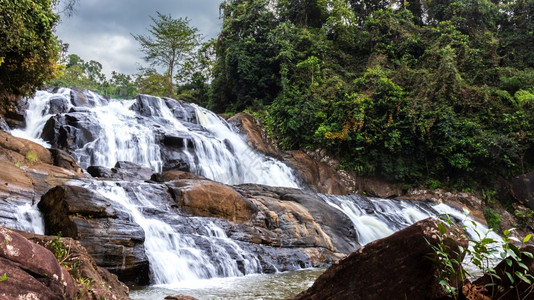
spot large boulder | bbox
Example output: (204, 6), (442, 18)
(38, 184), (149, 285)
(232, 184), (358, 255)
(0, 130), (81, 204)
(0, 227), (77, 299)
(167, 179), (256, 223)
(18, 230), (130, 300)
(510, 172), (534, 210)
(291, 218), (468, 300)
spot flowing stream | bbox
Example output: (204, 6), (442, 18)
(6, 89), (501, 299)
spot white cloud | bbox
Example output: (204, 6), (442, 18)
(55, 0), (222, 77)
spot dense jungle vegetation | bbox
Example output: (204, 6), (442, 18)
(1, 0), (534, 191)
(211, 0), (534, 190)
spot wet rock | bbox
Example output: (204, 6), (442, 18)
(228, 113), (356, 195)
(164, 98), (197, 124)
(286, 150), (349, 195)
(227, 113), (280, 157)
(291, 218), (468, 300)
(168, 179), (256, 223)
(159, 132), (196, 172)
(0, 131), (80, 205)
(0, 94), (27, 128)
(38, 184), (149, 285)
(70, 88), (108, 107)
(47, 95), (71, 114)
(112, 161), (154, 181)
(510, 171), (534, 210)
(0, 115), (9, 131)
(151, 170), (206, 182)
(473, 245), (534, 300)
(0, 227), (77, 299)
(233, 184), (358, 255)
(87, 166), (113, 178)
(18, 230), (130, 300)
(40, 112), (102, 150)
(49, 148), (83, 173)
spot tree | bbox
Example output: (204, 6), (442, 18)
(0, 0), (62, 99)
(132, 12), (200, 98)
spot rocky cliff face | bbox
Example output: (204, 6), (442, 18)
(37, 164), (358, 284)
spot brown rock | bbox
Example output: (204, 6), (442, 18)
(227, 113), (280, 156)
(286, 150), (348, 195)
(159, 170), (206, 181)
(357, 176), (403, 198)
(0, 227), (77, 299)
(18, 230), (130, 300)
(290, 218), (467, 300)
(474, 245), (534, 300)
(0, 130), (52, 164)
(0, 130), (82, 203)
(168, 179), (255, 223)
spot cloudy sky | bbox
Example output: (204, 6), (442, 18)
(55, 0), (222, 78)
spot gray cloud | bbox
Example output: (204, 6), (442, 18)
(55, 0), (222, 77)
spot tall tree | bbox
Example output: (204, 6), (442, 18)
(132, 12), (200, 98)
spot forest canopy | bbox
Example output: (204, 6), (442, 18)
(211, 0), (534, 189)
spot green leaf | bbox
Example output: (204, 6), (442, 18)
(437, 223), (447, 235)
(506, 259), (513, 267)
(523, 234), (532, 244)
(506, 271), (515, 284)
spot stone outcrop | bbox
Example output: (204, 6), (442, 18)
(38, 184), (149, 285)
(17, 230), (130, 300)
(356, 176), (403, 198)
(232, 184), (358, 255)
(228, 113), (357, 195)
(228, 113), (280, 157)
(0, 227), (77, 299)
(168, 179), (255, 223)
(0, 130), (82, 230)
(291, 218), (468, 300)
(38, 175), (359, 282)
(510, 171), (534, 210)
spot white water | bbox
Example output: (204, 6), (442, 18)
(13, 202), (45, 234)
(75, 180), (261, 285)
(6, 88), (506, 295)
(12, 89), (299, 187)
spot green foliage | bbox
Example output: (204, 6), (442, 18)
(51, 232), (69, 264)
(25, 151), (39, 165)
(0, 273), (7, 282)
(210, 0), (534, 190)
(0, 0), (62, 99)
(483, 207), (502, 231)
(132, 12), (201, 98)
(49, 53), (138, 99)
(428, 215), (534, 299)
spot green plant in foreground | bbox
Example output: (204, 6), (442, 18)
(428, 214), (534, 299)
(51, 233), (69, 265)
(0, 273), (7, 282)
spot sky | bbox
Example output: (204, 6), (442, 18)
(55, 0), (222, 78)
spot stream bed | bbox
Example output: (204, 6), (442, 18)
(130, 268), (325, 300)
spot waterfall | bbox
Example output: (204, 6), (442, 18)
(73, 180), (262, 285)
(6, 88), (503, 290)
(11, 89), (299, 187)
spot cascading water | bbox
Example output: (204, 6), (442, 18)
(71, 179), (262, 285)
(7, 88), (505, 298)
(11, 89), (299, 187)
